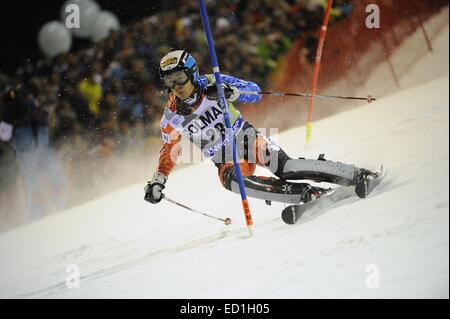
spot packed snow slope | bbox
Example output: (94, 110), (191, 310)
(0, 72), (448, 298)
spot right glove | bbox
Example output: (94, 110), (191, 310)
(144, 172), (168, 204)
(204, 83), (240, 102)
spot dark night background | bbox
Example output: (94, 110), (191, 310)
(0, 0), (176, 75)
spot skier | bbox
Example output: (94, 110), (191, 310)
(144, 50), (377, 206)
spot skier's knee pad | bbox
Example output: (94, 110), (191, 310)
(217, 162), (257, 190)
(217, 163), (235, 190)
(254, 133), (291, 178)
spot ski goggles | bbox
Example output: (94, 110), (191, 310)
(162, 71), (190, 89)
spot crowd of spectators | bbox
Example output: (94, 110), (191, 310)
(0, 0), (352, 222)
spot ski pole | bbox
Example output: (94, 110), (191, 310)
(237, 90), (376, 103)
(162, 194), (232, 225)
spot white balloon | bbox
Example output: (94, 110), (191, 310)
(90, 11), (121, 42)
(38, 21), (72, 58)
(60, 0), (100, 38)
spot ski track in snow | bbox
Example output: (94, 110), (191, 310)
(0, 20), (449, 299)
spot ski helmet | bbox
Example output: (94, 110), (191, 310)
(159, 50), (199, 88)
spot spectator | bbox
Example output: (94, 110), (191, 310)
(1, 0), (354, 218)
(0, 141), (26, 232)
(79, 71), (103, 116)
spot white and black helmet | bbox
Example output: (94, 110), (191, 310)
(159, 50), (199, 87)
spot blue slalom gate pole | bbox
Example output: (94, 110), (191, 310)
(198, 0), (253, 236)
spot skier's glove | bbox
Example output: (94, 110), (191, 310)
(204, 83), (240, 102)
(144, 172), (167, 204)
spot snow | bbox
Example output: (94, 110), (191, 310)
(0, 19), (448, 299)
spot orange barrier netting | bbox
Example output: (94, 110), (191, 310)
(241, 0), (448, 136)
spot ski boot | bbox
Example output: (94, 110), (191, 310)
(354, 166), (385, 198)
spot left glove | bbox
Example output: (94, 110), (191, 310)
(204, 83), (240, 102)
(144, 172), (168, 204)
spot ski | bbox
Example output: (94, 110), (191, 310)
(281, 187), (339, 224)
(281, 165), (386, 225)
